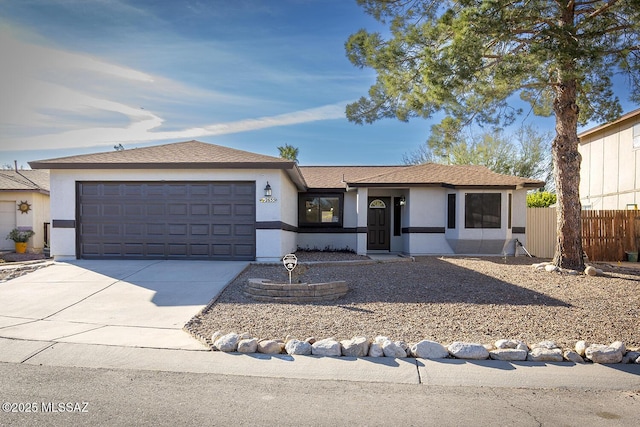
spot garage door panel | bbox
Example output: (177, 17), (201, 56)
(103, 205), (121, 216)
(168, 224), (187, 236)
(191, 205), (209, 215)
(235, 244), (255, 256)
(103, 224), (121, 236)
(78, 181), (255, 260)
(235, 224), (254, 236)
(146, 185), (165, 196)
(103, 184), (121, 196)
(235, 204), (254, 216)
(234, 184), (254, 196)
(168, 204), (187, 215)
(147, 205), (165, 216)
(212, 204), (232, 215)
(81, 204), (100, 216)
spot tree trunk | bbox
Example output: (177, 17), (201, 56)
(552, 78), (584, 271)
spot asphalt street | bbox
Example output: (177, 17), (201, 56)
(1, 363), (639, 427)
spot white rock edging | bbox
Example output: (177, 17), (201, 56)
(197, 330), (639, 365)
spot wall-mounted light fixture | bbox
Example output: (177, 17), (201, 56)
(399, 196), (406, 206)
(264, 182), (272, 197)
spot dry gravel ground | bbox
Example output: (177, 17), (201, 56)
(191, 254), (640, 349)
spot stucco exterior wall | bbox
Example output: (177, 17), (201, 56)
(0, 191), (50, 252)
(405, 187), (453, 255)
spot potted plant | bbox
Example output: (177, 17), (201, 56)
(6, 228), (35, 254)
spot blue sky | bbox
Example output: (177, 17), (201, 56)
(0, 0), (637, 169)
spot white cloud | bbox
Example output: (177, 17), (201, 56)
(0, 26), (347, 151)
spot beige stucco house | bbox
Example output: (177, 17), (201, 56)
(29, 140), (542, 262)
(579, 107), (640, 210)
(0, 169), (50, 252)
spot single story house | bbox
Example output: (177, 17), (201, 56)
(0, 169), (50, 252)
(29, 140), (543, 262)
(579, 107), (640, 210)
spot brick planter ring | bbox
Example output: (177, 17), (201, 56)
(244, 278), (348, 302)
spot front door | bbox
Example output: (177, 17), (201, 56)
(367, 197), (390, 250)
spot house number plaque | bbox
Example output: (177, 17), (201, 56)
(282, 253), (297, 284)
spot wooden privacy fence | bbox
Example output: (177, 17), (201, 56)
(526, 208), (640, 261)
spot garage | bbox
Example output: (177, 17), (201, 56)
(77, 181), (256, 260)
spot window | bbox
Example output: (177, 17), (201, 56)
(465, 193), (501, 228)
(508, 193), (512, 229)
(447, 194), (456, 229)
(394, 197), (402, 236)
(634, 123), (640, 149)
(298, 194), (342, 226)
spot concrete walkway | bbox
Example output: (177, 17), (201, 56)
(1, 259), (639, 390)
(0, 260), (248, 350)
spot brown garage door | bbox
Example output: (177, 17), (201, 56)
(77, 181), (255, 260)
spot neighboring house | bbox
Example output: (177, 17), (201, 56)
(579, 107), (640, 210)
(0, 169), (50, 252)
(29, 140), (542, 262)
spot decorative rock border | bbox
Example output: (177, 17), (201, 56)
(243, 278), (348, 302)
(183, 329), (640, 365)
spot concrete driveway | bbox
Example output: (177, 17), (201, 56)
(0, 260), (248, 350)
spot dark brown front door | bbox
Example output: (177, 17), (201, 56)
(367, 197), (390, 250)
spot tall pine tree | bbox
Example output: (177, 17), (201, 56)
(346, 0), (640, 270)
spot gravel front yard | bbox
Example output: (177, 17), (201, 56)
(188, 254), (640, 349)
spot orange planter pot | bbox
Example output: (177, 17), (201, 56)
(15, 242), (27, 254)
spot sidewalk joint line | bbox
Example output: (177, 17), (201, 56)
(20, 341), (55, 364)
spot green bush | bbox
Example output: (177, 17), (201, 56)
(6, 228), (35, 242)
(527, 191), (557, 208)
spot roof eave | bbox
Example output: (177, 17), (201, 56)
(28, 161), (296, 170)
(578, 107), (640, 139)
(286, 164), (308, 191)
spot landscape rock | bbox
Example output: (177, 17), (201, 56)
(368, 343), (384, 357)
(257, 339), (284, 354)
(622, 351), (640, 364)
(214, 332), (240, 352)
(311, 338), (342, 357)
(585, 344), (623, 364)
(489, 349), (528, 361)
(609, 341), (626, 354)
(563, 350), (585, 363)
(211, 330), (224, 349)
(237, 338), (258, 353)
(340, 337), (370, 357)
(531, 341), (558, 350)
(495, 339), (528, 350)
(584, 265), (597, 276)
(410, 340), (449, 359)
(285, 339), (312, 355)
(381, 340), (408, 358)
(448, 342), (490, 360)
(575, 340), (589, 356)
(397, 341), (410, 356)
(527, 348), (563, 362)
(544, 264), (558, 272)
(305, 337), (317, 345)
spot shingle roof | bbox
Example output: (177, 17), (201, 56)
(298, 166), (406, 189)
(28, 140), (543, 190)
(299, 164), (542, 189)
(29, 140), (295, 169)
(345, 163), (543, 189)
(0, 170), (50, 193)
